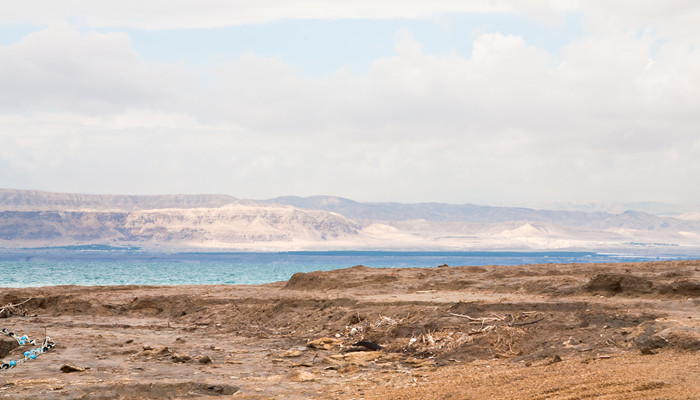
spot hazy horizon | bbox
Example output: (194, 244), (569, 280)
(2, 2), (699, 205)
(1, 187), (699, 216)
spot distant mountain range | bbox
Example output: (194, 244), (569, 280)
(1, 189), (699, 253)
(0, 188), (241, 211)
(267, 195), (695, 229)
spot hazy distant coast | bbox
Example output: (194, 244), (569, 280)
(1, 188), (699, 254)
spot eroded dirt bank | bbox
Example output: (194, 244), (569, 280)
(1, 260), (699, 399)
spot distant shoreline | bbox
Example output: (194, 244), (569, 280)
(1, 250), (698, 288)
(0, 248), (694, 262)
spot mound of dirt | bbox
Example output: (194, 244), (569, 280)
(285, 265), (398, 291)
(585, 273), (654, 295)
(0, 336), (18, 358)
(286, 270), (361, 291)
(658, 280), (700, 297)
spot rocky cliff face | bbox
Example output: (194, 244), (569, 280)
(0, 203), (360, 249)
(0, 210), (130, 241)
(124, 205), (359, 243)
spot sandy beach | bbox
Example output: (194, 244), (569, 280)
(1, 260), (699, 399)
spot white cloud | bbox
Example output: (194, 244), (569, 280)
(1, 3), (700, 204)
(0, 22), (172, 114)
(192, 31), (556, 140)
(6, 1), (699, 39)
(0, 1), (557, 29)
(580, 1), (700, 43)
(2, 1), (698, 44)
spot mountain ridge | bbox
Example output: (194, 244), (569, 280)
(0, 188), (243, 211)
(265, 195), (698, 231)
(1, 189), (699, 252)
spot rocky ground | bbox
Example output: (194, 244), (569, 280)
(1, 260), (699, 399)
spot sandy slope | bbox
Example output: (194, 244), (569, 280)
(0, 260), (698, 399)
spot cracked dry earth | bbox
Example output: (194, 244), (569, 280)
(1, 259), (699, 399)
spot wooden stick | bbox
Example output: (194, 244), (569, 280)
(489, 313), (506, 321)
(448, 313), (502, 323)
(448, 312), (481, 321)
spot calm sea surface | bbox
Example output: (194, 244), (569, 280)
(0, 251), (695, 287)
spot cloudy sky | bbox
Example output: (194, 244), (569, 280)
(1, 1), (699, 205)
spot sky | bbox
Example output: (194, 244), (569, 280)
(1, 1), (699, 205)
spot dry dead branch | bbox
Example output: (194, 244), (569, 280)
(448, 312), (503, 323)
(449, 311), (544, 334)
(0, 298), (32, 318)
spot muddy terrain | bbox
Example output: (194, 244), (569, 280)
(1, 260), (699, 399)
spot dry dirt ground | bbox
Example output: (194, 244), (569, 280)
(1, 260), (699, 399)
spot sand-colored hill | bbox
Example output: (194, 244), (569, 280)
(0, 204), (361, 250)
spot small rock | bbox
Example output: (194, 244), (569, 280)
(293, 371), (316, 382)
(344, 351), (382, 365)
(60, 365), (85, 373)
(640, 347), (656, 355)
(172, 353), (192, 363)
(306, 337), (342, 350)
(552, 354), (562, 363)
(198, 355), (212, 364)
(290, 362), (314, 367)
(282, 350), (302, 358)
(142, 345), (153, 351)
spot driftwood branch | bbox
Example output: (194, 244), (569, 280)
(450, 311), (545, 333)
(448, 312), (481, 321)
(448, 313), (503, 323)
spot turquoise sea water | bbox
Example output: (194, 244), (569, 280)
(0, 251), (695, 287)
